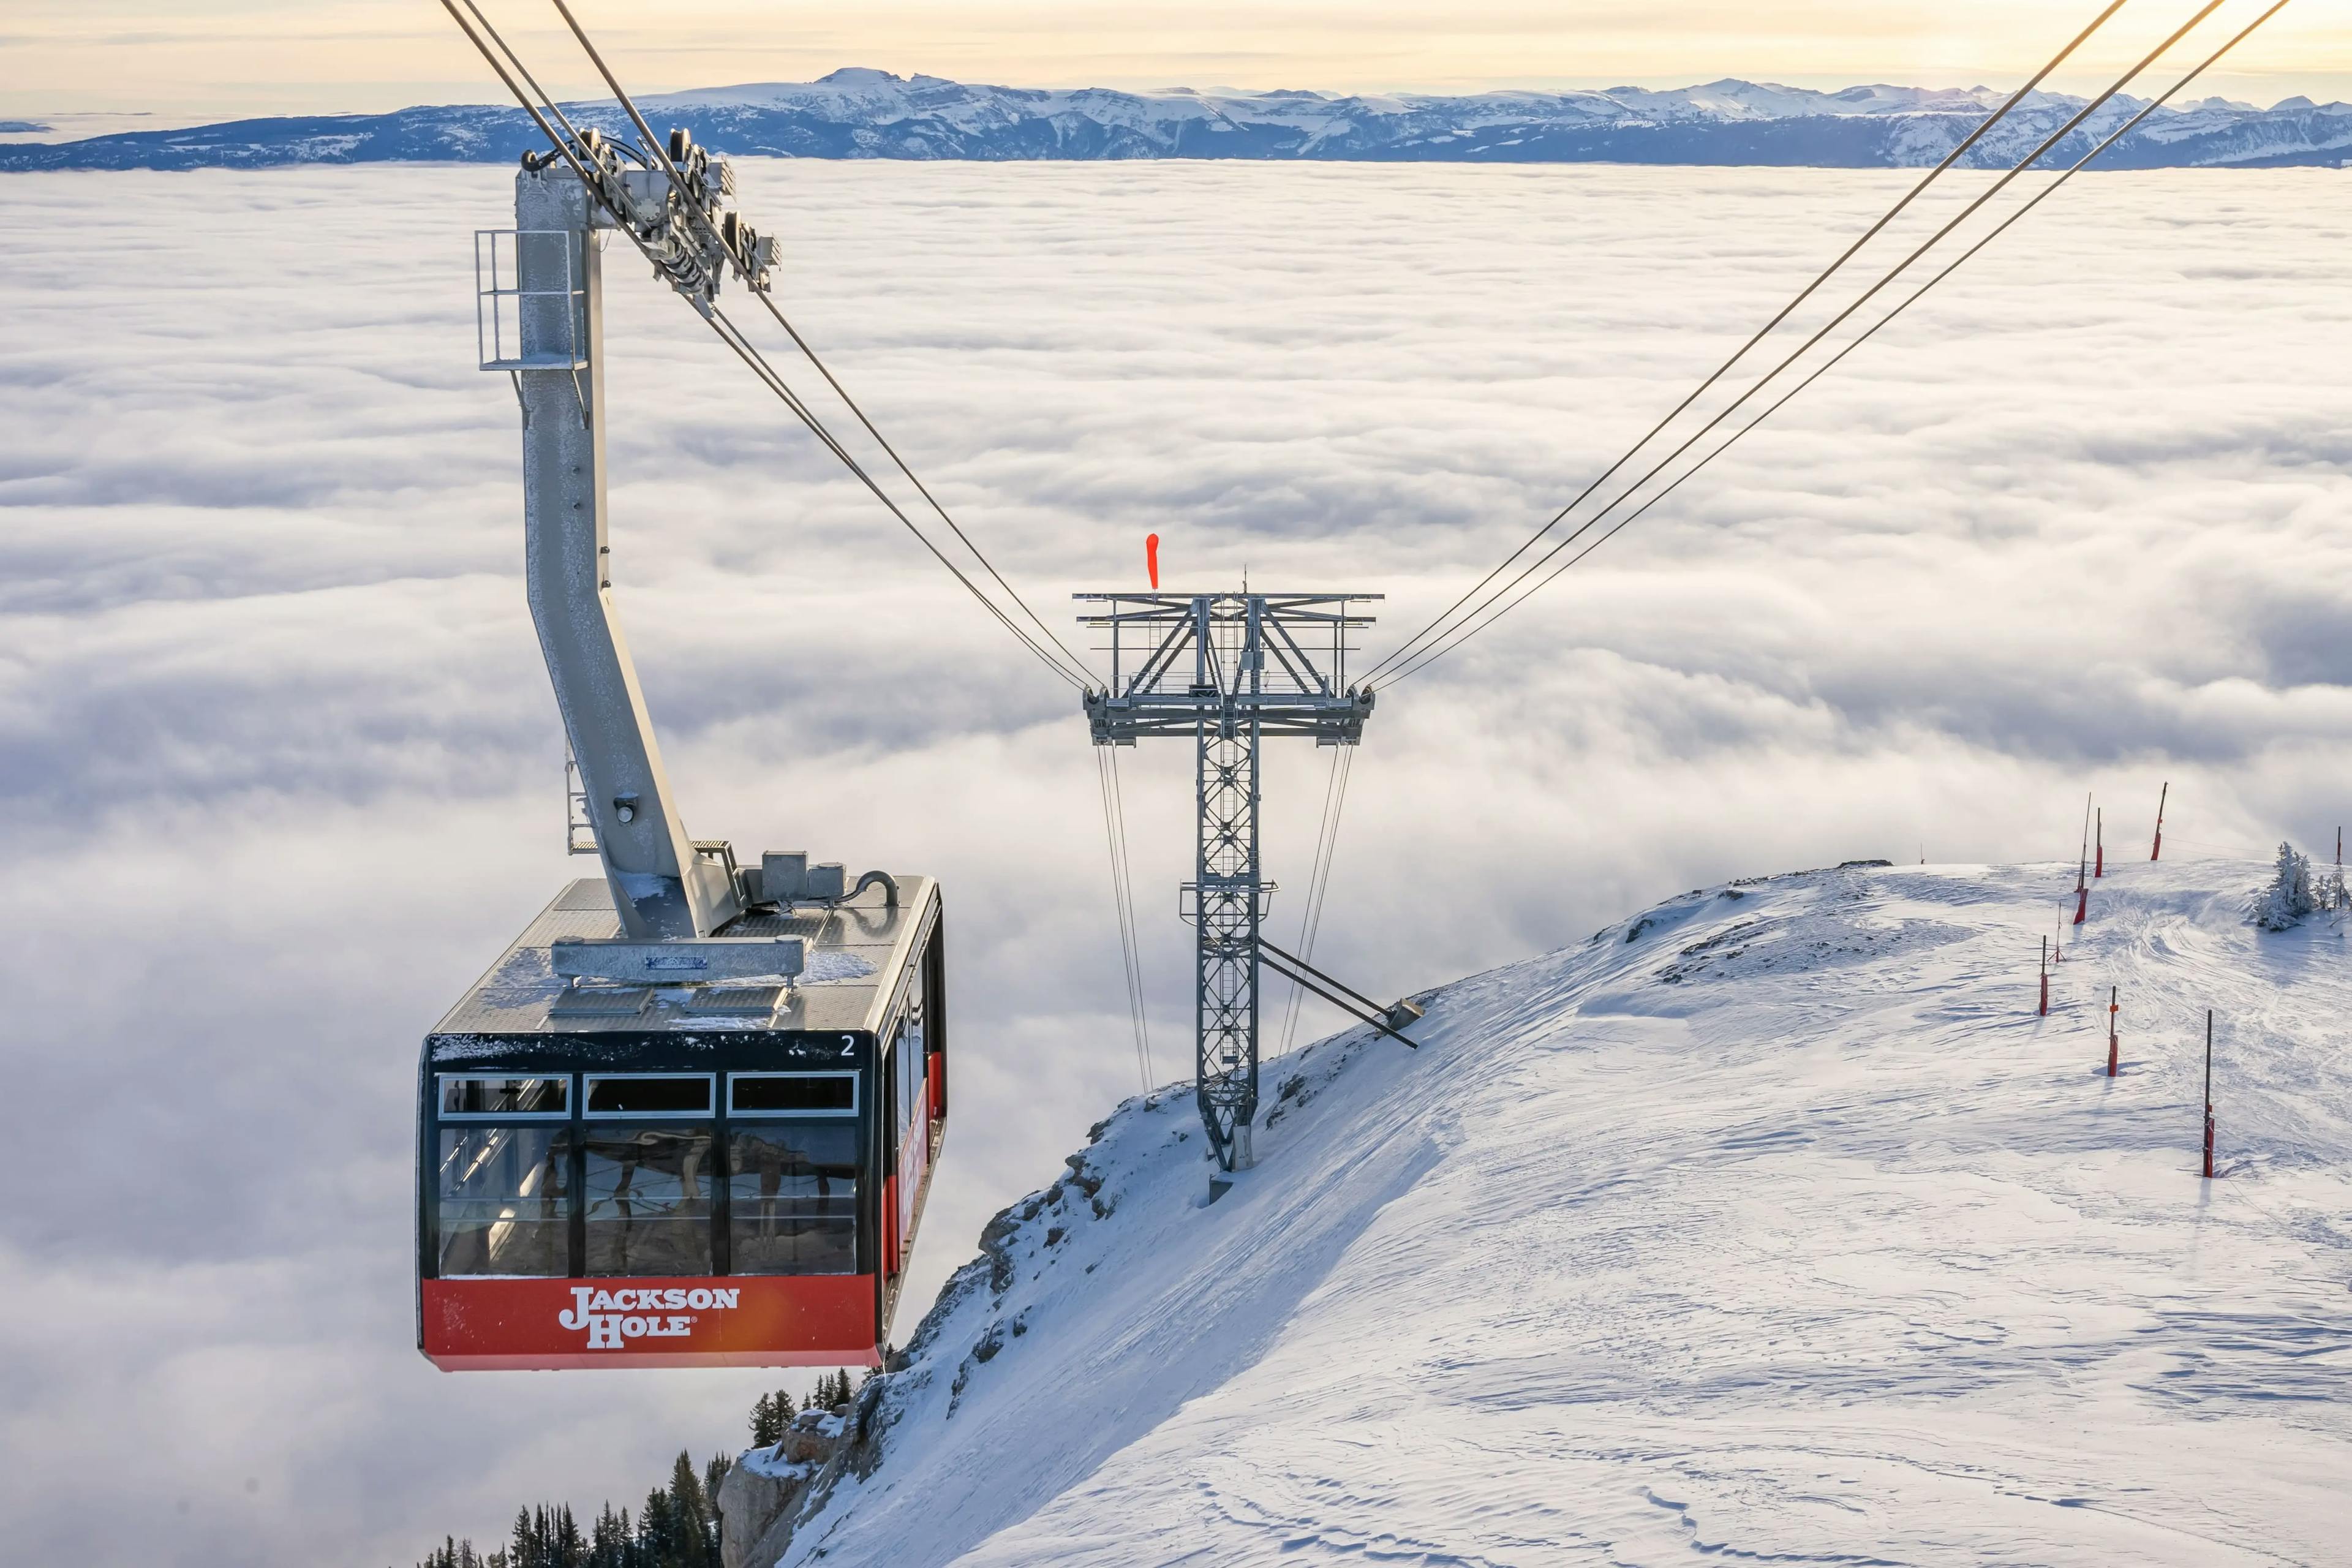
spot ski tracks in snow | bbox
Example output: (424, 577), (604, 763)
(772, 857), (2351, 1566)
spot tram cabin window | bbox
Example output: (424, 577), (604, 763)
(438, 1124), (570, 1277)
(439, 1076), (568, 1118)
(895, 1016), (925, 1128)
(729, 1074), (859, 1276)
(729, 1072), (856, 1116)
(584, 1074), (712, 1117)
(583, 1076), (714, 1276)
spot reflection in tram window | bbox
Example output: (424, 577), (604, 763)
(729, 1122), (858, 1275)
(584, 1126), (713, 1275)
(439, 1076), (567, 1117)
(438, 1126), (571, 1277)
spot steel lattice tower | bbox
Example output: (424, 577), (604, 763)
(1079, 592), (1378, 1170)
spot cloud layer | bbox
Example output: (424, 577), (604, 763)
(0, 159), (2346, 1565)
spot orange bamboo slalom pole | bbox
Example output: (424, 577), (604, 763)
(2075, 793), (2090, 924)
(2039, 937), (2049, 1016)
(2151, 781), (2168, 861)
(2095, 807), (2103, 877)
(2106, 986), (2119, 1076)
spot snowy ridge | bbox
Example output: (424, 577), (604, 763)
(6, 69), (2350, 170)
(760, 856), (2350, 1565)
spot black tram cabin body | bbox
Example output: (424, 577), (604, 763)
(416, 876), (945, 1370)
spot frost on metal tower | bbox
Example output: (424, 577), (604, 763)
(1077, 592), (1378, 1170)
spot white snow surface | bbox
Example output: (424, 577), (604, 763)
(780, 857), (2350, 1566)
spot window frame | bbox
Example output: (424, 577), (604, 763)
(581, 1071), (717, 1120)
(435, 1073), (573, 1120)
(432, 1121), (576, 1280)
(728, 1070), (860, 1119)
(578, 1118), (719, 1278)
(723, 1117), (862, 1278)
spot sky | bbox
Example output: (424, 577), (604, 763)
(0, 0), (2349, 127)
(0, 155), (2348, 1564)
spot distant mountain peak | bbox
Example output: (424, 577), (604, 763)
(6, 69), (2348, 172)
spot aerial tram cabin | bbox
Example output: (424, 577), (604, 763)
(416, 143), (957, 1371)
(417, 874), (945, 1370)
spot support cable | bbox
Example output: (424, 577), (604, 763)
(1108, 748), (1154, 1088)
(1372, 0), (2236, 692)
(1096, 748), (1154, 1092)
(1278, 749), (1344, 1054)
(441, 1), (1093, 690)
(698, 306), (1092, 688)
(1359, 0), (2135, 686)
(1282, 745), (1357, 1054)
(1372, 0), (2293, 692)
(541, 0), (1099, 685)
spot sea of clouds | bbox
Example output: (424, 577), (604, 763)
(0, 159), (2346, 1566)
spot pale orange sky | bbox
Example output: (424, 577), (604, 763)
(1, 0), (2345, 121)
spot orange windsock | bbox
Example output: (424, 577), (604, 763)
(1146, 533), (1160, 589)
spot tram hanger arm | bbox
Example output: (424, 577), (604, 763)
(1257, 944), (1420, 1050)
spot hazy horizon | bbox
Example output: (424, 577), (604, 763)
(2, 0), (2347, 123)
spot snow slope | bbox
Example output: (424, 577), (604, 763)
(769, 856), (2351, 1565)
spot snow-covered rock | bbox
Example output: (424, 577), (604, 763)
(754, 856), (2351, 1565)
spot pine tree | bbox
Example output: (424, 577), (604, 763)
(812, 1370), (851, 1411)
(750, 1390), (788, 1447)
(638, 1485), (674, 1568)
(669, 1450), (710, 1560)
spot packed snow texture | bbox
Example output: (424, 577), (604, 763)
(783, 858), (2352, 1566)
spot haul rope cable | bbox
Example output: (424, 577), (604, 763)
(1096, 744), (1155, 1091)
(1376, 0), (2286, 690)
(540, 0), (1101, 687)
(1281, 744), (1356, 1055)
(1359, 0), (2136, 687)
(1280, 750), (1347, 1052)
(1368, 0), (2297, 692)
(1373, 0), (2234, 690)
(694, 305), (1091, 690)
(444, 1), (1096, 692)
(456, 1), (1094, 692)
(1109, 747), (1153, 1087)
(1297, 749), (1355, 1053)
(1371, 0), (2243, 691)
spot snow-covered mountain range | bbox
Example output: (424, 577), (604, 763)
(7, 67), (2351, 171)
(725, 854), (2351, 1565)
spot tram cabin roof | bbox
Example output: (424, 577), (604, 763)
(428, 876), (937, 1061)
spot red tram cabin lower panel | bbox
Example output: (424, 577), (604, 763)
(423, 1275), (882, 1370)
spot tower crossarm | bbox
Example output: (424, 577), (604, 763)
(1077, 592), (1380, 747)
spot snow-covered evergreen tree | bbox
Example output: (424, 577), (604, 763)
(2253, 840), (2316, 930)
